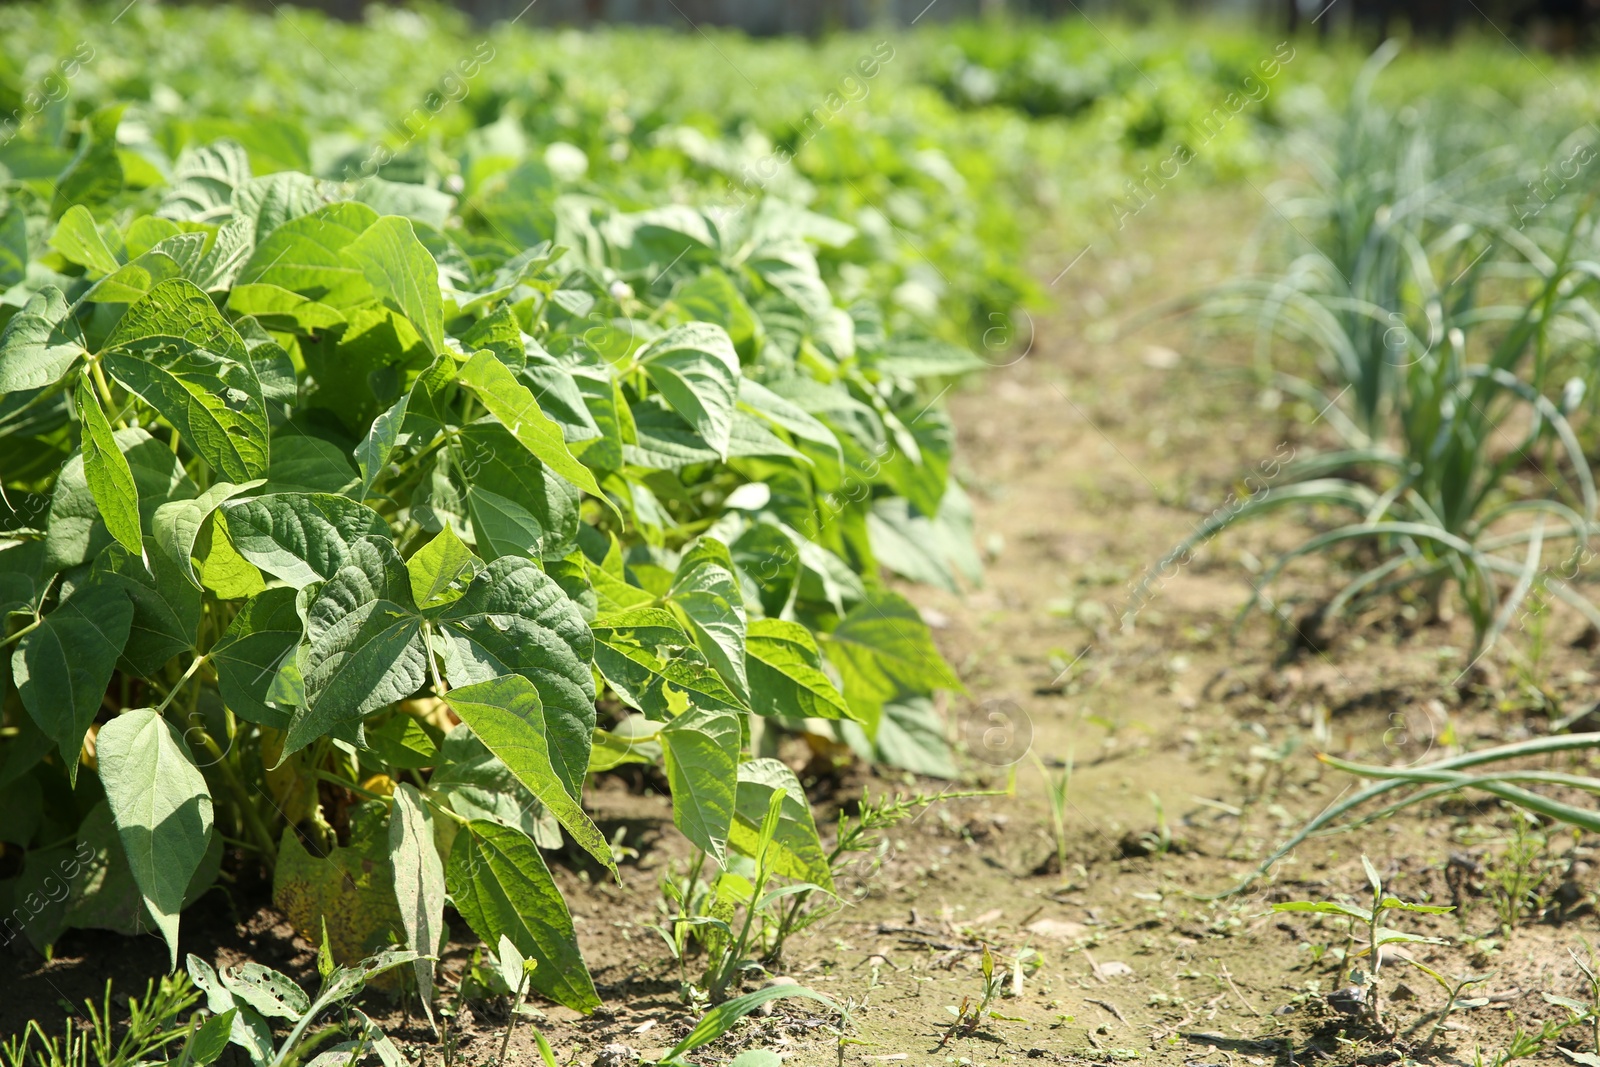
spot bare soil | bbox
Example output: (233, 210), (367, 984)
(5, 187), (1597, 1067)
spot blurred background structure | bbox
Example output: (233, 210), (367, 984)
(235, 0), (1600, 44)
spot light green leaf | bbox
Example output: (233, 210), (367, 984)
(365, 713), (439, 769)
(458, 350), (605, 501)
(51, 205), (120, 276)
(76, 375), (143, 556)
(660, 706), (740, 866)
(104, 339), (271, 483)
(444, 675), (615, 874)
(668, 538), (748, 702)
(356, 393), (409, 499)
(0, 286), (87, 392)
(342, 215), (444, 356)
(457, 423), (581, 562)
(435, 557), (595, 800)
(226, 283), (348, 331)
(238, 201), (379, 307)
(639, 322), (741, 459)
(222, 492), (388, 588)
(746, 618), (855, 722)
(405, 526), (480, 610)
(288, 537), (428, 755)
(590, 607), (749, 720)
(153, 480), (265, 589)
(389, 782), (444, 1028)
(96, 707), (214, 970)
(445, 820), (600, 1013)
(12, 582), (133, 784)
(729, 758), (834, 893)
(820, 589), (963, 733)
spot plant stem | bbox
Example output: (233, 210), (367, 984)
(155, 655), (209, 717)
(196, 728), (278, 866)
(497, 970), (531, 1065)
(0, 616), (42, 650)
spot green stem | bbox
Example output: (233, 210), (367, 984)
(196, 728), (278, 867)
(0, 615), (43, 650)
(154, 655), (208, 717)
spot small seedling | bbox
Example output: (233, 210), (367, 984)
(937, 945), (1025, 1048)
(1272, 855), (1453, 1033)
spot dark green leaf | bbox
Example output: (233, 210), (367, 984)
(222, 492), (388, 588)
(435, 557), (594, 800)
(11, 581), (133, 782)
(446, 820), (600, 1013)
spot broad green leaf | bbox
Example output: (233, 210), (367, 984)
(638, 322), (741, 459)
(194, 512), (268, 600)
(365, 713), (439, 769)
(264, 433), (359, 495)
(51, 205), (120, 275)
(867, 696), (956, 779)
(222, 492), (388, 588)
(668, 538), (748, 702)
(152, 479), (266, 588)
(92, 539), (203, 677)
(867, 336), (987, 378)
(0, 286), (87, 392)
(820, 589), (963, 732)
(218, 962), (309, 1019)
(406, 526), (480, 610)
(63, 799), (221, 939)
(457, 350), (605, 500)
(226, 283), (348, 331)
(728, 758), (834, 893)
(342, 215), (444, 356)
(590, 607), (749, 720)
(445, 675), (615, 874)
(446, 820), (600, 1013)
(660, 706), (740, 866)
(96, 707), (214, 970)
(288, 537), (428, 755)
(435, 557), (595, 799)
(457, 423), (582, 561)
(104, 338), (271, 483)
(429, 724), (561, 849)
(746, 618), (856, 722)
(76, 375), (143, 555)
(104, 278), (249, 361)
(389, 782), (444, 1027)
(211, 586), (301, 729)
(238, 201), (379, 307)
(739, 379), (839, 454)
(12, 582), (133, 783)
(188, 1007), (235, 1066)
